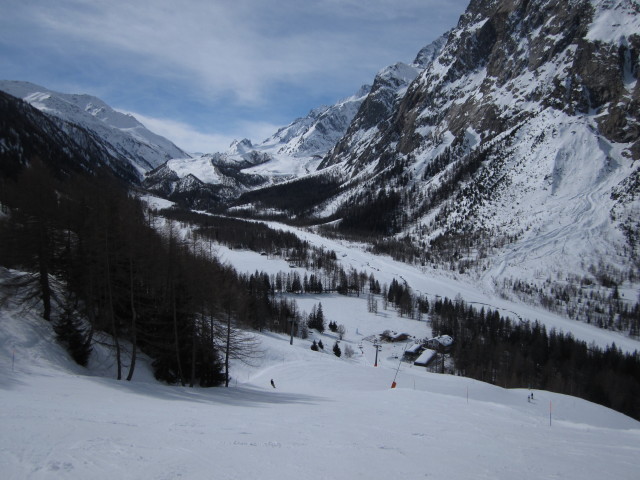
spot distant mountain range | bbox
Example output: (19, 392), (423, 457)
(142, 85), (374, 205)
(0, 80), (187, 179)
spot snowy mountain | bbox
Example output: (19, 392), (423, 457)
(142, 84), (372, 204)
(2, 1), (638, 335)
(142, 36), (450, 208)
(0, 90), (141, 183)
(259, 84), (372, 159)
(0, 81), (188, 177)
(326, 33), (448, 164)
(301, 0), (640, 294)
(143, 153), (268, 210)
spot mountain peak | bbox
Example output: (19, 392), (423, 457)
(229, 138), (254, 155)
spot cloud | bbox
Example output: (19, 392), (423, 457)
(125, 110), (280, 154)
(1, 0), (469, 144)
(3, 0), (468, 105)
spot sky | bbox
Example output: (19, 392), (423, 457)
(0, 0), (468, 153)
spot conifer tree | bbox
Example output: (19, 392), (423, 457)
(53, 300), (92, 366)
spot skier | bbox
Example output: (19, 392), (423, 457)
(270, 379), (276, 389)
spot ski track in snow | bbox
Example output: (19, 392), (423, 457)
(1, 296), (639, 480)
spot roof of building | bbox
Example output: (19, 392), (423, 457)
(414, 348), (437, 366)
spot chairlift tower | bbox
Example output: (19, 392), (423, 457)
(373, 339), (382, 367)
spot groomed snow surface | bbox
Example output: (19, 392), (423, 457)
(2, 282), (640, 479)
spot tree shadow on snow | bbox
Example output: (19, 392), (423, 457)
(0, 373), (26, 390)
(87, 376), (325, 407)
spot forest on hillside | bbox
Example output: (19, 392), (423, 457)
(427, 296), (640, 421)
(0, 163), (381, 386)
(1, 162), (639, 420)
(0, 163), (302, 386)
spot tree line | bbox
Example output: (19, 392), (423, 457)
(0, 162), (269, 386)
(0, 163), (385, 386)
(161, 207), (385, 298)
(159, 208), (308, 255)
(231, 173), (343, 219)
(428, 296), (640, 421)
(377, 280), (640, 420)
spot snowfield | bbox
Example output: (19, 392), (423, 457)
(2, 270), (640, 480)
(212, 218), (640, 355)
(3, 196), (639, 480)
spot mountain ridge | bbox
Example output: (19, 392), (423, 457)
(0, 90), (141, 183)
(0, 80), (188, 177)
(309, 0), (639, 284)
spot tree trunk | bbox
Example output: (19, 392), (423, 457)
(38, 222), (51, 321)
(104, 233), (122, 380)
(126, 257), (137, 382)
(172, 286), (185, 386)
(225, 308), (231, 387)
(190, 318), (197, 388)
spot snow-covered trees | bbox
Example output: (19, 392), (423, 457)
(343, 343), (355, 358)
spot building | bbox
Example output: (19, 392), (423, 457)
(413, 348), (437, 367)
(425, 335), (454, 352)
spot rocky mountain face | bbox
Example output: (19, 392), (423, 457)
(0, 81), (188, 178)
(309, 0), (639, 288)
(260, 85), (371, 159)
(323, 33), (448, 169)
(0, 90), (140, 183)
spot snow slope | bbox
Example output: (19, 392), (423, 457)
(213, 218), (640, 354)
(314, 0), (640, 301)
(1, 283), (639, 480)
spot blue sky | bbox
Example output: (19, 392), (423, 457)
(0, 0), (468, 153)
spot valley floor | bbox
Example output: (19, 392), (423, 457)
(214, 218), (640, 354)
